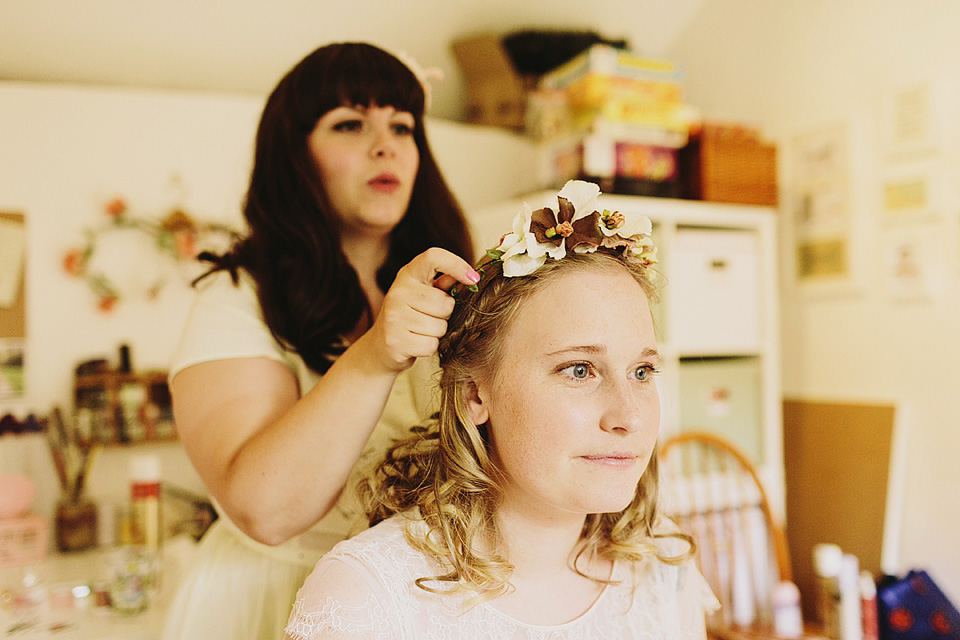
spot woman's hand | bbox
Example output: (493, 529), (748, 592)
(364, 247), (479, 372)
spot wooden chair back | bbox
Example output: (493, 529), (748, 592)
(659, 431), (793, 636)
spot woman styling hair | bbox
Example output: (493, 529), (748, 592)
(285, 180), (719, 639)
(162, 42), (478, 640)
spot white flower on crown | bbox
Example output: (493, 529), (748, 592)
(496, 202), (549, 277)
(630, 235), (658, 266)
(491, 180), (656, 277)
(599, 208), (652, 240)
(496, 180), (602, 276)
(558, 179), (603, 220)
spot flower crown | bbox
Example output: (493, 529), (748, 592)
(486, 180), (658, 278)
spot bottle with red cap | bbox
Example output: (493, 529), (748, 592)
(129, 454), (161, 551)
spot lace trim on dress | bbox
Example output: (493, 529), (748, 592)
(284, 594), (391, 640)
(285, 514), (717, 640)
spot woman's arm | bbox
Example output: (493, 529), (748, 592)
(172, 333), (396, 545)
(172, 248), (478, 545)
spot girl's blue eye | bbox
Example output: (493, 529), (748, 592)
(561, 363), (591, 379)
(634, 365), (659, 381)
(392, 123), (414, 135)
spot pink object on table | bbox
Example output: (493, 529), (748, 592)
(0, 514), (48, 567)
(0, 473), (47, 567)
(0, 472), (36, 519)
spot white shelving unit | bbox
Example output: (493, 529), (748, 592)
(467, 193), (783, 518)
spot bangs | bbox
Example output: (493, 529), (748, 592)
(310, 43), (425, 118)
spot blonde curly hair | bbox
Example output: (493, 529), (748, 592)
(358, 248), (694, 600)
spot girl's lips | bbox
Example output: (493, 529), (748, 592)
(368, 173), (400, 193)
(579, 454), (639, 469)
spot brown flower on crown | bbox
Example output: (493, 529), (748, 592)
(529, 197), (601, 254)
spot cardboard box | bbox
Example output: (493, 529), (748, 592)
(451, 33), (537, 130)
(680, 125), (778, 206)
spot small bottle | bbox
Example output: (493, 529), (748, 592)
(118, 343), (132, 373)
(813, 543), (843, 640)
(129, 454), (162, 551)
(772, 580), (804, 639)
(838, 553), (862, 640)
(96, 499), (118, 548)
(859, 571), (879, 640)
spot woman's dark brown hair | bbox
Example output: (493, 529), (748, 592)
(197, 42), (473, 373)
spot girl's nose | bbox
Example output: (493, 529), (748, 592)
(599, 380), (649, 434)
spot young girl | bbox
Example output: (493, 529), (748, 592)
(284, 180), (719, 639)
(163, 42), (477, 640)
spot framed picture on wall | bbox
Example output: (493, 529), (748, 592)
(0, 339), (24, 400)
(0, 213), (25, 311)
(789, 122), (862, 296)
(0, 211), (26, 399)
(883, 223), (943, 302)
(880, 79), (958, 160)
(880, 158), (947, 223)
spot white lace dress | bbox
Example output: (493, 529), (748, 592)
(285, 514), (720, 640)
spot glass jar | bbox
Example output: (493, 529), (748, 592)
(54, 497), (97, 552)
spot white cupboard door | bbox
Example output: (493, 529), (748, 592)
(669, 229), (761, 354)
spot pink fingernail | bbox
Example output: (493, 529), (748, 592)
(467, 269), (481, 283)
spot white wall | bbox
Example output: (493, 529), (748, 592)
(0, 81), (540, 530)
(0, 0), (706, 122)
(670, 0), (960, 602)
(0, 83), (264, 521)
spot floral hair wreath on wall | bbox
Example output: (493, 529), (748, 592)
(461, 179), (658, 293)
(62, 180), (239, 312)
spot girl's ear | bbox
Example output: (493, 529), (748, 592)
(463, 377), (489, 426)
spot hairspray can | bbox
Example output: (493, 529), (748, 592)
(129, 454), (161, 550)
